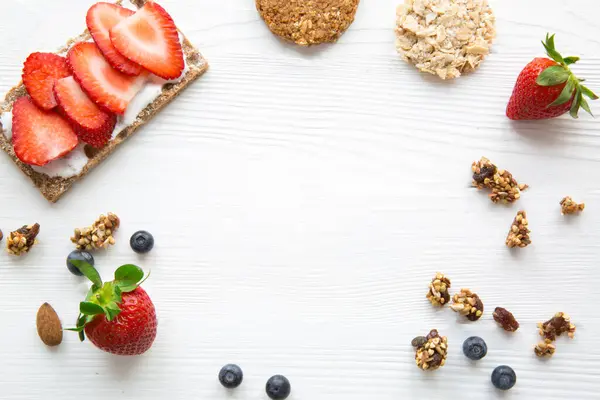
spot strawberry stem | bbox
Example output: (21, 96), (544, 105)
(536, 33), (597, 118)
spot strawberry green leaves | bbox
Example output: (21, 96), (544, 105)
(536, 33), (597, 118)
(537, 65), (570, 86)
(69, 259), (102, 289)
(67, 263), (147, 342)
(80, 302), (104, 316)
(114, 264), (145, 292)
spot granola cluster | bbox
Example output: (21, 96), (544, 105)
(534, 312), (576, 358)
(70, 213), (120, 251)
(493, 307), (519, 332)
(414, 329), (448, 370)
(6, 223), (40, 256)
(426, 272), (451, 306)
(534, 339), (556, 357)
(450, 288), (483, 321)
(472, 157), (527, 204)
(506, 210), (531, 248)
(538, 312), (575, 341)
(0, 228), (3, 242)
(395, 0), (496, 79)
(560, 196), (585, 215)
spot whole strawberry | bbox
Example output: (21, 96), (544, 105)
(67, 262), (157, 356)
(507, 34), (597, 120)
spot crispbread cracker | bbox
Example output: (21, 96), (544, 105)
(256, 0), (359, 46)
(0, 0), (208, 203)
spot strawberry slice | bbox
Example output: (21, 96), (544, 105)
(110, 1), (184, 80)
(67, 42), (147, 115)
(12, 97), (79, 166)
(22, 53), (71, 110)
(54, 76), (116, 148)
(87, 2), (144, 76)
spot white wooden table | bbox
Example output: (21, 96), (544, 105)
(0, 1), (599, 399)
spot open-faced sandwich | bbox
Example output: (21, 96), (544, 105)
(0, 0), (208, 202)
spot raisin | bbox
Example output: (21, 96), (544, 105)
(411, 336), (427, 348)
(473, 165), (496, 184)
(429, 352), (443, 368)
(493, 307), (520, 332)
(426, 329), (439, 340)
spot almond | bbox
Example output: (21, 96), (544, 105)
(36, 303), (63, 346)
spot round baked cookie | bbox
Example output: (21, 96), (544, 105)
(256, 0), (360, 46)
(395, 0), (496, 80)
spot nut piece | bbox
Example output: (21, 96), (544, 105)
(538, 312), (576, 341)
(6, 223), (40, 255)
(534, 339), (556, 357)
(36, 302), (63, 346)
(70, 212), (120, 251)
(450, 288), (483, 321)
(472, 157), (526, 204)
(493, 307), (519, 332)
(414, 329), (448, 370)
(256, 0), (360, 46)
(426, 272), (451, 306)
(506, 210), (531, 248)
(560, 196), (585, 215)
(0, 228), (3, 242)
(395, 0), (496, 79)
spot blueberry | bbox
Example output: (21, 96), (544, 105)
(66, 250), (94, 276)
(491, 365), (516, 390)
(266, 375), (291, 400)
(218, 364), (243, 389)
(463, 336), (487, 360)
(130, 230), (154, 254)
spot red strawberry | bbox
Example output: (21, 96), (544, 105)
(67, 42), (147, 115)
(87, 2), (144, 76)
(110, 1), (184, 80)
(68, 263), (157, 356)
(507, 34), (597, 120)
(11, 97), (78, 166)
(22, 53), (71, 110)
(54, 76), (116, 148)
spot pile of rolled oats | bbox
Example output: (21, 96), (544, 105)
(560, 196), (585, 215)
(426, 272), (451, 306)
(6, 223), (40, 256)
(506, 210), (531, 248)
(70, 213), (120, 251)
(414, 329), (448, 370)
(395, 0), (496, 80)
(450, 288), (484, 321)
(534, 312), (576, 358)
(472, 157), (527, 204)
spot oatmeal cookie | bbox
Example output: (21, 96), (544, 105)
(256, 0), (360, 46)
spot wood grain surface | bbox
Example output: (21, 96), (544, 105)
(0, 1), (599, 399)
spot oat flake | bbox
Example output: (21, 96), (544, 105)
(395, 0), (496, 79)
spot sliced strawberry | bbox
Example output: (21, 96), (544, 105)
(54, 76), (116, 148)
(22, 53), (71, 110)
(12, 97), (79, 166)
(67, 42), (147, 115)
(87, 2), (144, 76)
(110, 1), (184, 80)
